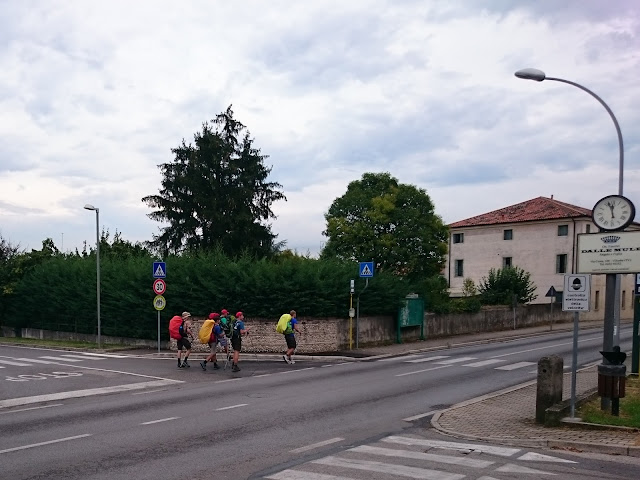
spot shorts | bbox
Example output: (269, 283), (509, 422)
(217, 336), (228, 347)
(177, 337), (191, 351)
(284, 333), (296, 349)
(231, 335), (242, 352)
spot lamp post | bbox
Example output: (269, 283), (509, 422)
(515, 68), (624, 411)
(84, 204), (101, 348)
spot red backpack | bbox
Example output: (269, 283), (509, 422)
(168, 316), (183, 340)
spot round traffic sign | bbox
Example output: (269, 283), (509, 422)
(153, 278), (166, 295)
(153, 295), (166, 311)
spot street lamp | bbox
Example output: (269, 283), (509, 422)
(84, 204), (101, 348)
(515, 67), (624, 411)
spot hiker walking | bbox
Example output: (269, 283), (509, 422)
(200, 313), (228, 371)
(282, 310), (301, 364)
(230, 311), (249, 372)
(173, 311), (193, 368)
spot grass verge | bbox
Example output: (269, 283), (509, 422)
(578, 375), (640, 428)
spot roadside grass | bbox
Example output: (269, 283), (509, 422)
(578, 375), (640, 428)
(0, 336), (137, 351)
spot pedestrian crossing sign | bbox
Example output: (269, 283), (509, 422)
(153, 262), (166, 278)
(359, 261), (374, 278)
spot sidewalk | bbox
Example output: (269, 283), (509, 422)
(346, 319), (640, 457)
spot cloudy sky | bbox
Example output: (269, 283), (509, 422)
(1, 0), (639, 256)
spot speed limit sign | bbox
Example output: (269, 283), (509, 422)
(153, 278), (166, 295)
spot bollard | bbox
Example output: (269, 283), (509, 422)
(536, 355), (563, 424)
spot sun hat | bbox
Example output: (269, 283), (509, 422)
(208, 312), (220, 319)
(181, 311), (191, 319)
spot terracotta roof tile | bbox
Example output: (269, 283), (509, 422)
(449, 196), (592, 228)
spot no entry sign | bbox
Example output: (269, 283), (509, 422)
(153, 278), (166, 295)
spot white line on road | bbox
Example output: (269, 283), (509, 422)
(0, 359), (33, 366)
(15, 358), (60, 364)
(490, 337), (599, 358)
(266, 470), (353, 480)
(59, 354), (105, 360)
(74, 352), (129, 358)
(495, 361), (536, 371)
(435, 357), (477, 365)
(0, 434), (92, 455)
(131, 389), (168, 396)
(0, 404), (63, 415)
(214, 378), (243, 384)
(351, 445), (494, 468)
(290, 437), (345, 453)
(278, 367), (315, 374)
(402, 410), (438, 422)
(462, 359), (505, 368)
(405, 355), (450, 363)
(395, 365), (451, 377)
(215, 404), (247, 411)
(377, 354), (423, 362)
(518, 452), (576, 463)
(140, 417), (180, 425)
(382, 436), (521, 457)
(38, 356), (83, 362)
(312, 456), (465, 480)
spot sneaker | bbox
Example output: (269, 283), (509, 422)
(232, 364), (241, 372)
(183, 359), (190, 368)
(289, 358), (295, 365)
(178, 361), (184, 368)
(283, 354), (290, 364)
(200, 361), (207, 371)
(213, 363), (220, 370)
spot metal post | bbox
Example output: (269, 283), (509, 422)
(570, 311), (579, 418)
(550, 297), (554, 331)
(633, 294), (640, 375)
(157, 311), (161, 353)
(95, 208), (101, 349)
(602, 274), (616, 410)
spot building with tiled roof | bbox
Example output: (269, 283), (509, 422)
(445, 196), (637, 317)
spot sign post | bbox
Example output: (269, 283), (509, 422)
(356, 262), (374, 349)
(152, 262), (167, 353)
(563, 274), (591, 418)
(633, 273), (640, 375)
(545, 286), (557, 331)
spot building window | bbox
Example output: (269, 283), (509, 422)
(453, 233), (464, 244)
(586, 224), (591, 233)
(558, 225), (568, 236)
(503, 229), (513, 240)
(622, 290), (626, 310)
(556, 254), (568, 274)
(454, 259), (464, 277)
(503, 257), (512, 268)
(595, 290), (600, 310)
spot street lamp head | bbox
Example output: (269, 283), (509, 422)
(84, 204), (97, 211)
(514, 68), (546, 82)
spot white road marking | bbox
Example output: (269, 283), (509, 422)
(290, 437), (345, 453)
(252, 373), (274, 378)
(382, 436), (520, 457)
(214, 378), (243, 384)
(0, 404), (63, 415)
(0, 434), (92, 455)
(405, 355), (450, 363)
(131, 389), (167, 396)
(15, 358), (60, 364)
(462, 359), (505, 367)
(378, 354), (424, 362)
(312, 456), (464, 480)
(435, 357), (477, 365)
(215, 403), (247, 411)
(403, 410), (439, 422)
(140, 417), (180, 425)
(495, 361), (536, 371)
(496, 463), (556, 475)
(59, 354), (105, 360)
(0, 359), (33, 366)
(278, 367), (315, 374)
(38, 356), (83, 362)
(76, 352), (129, 358)
(490, 337), (599, 358)
(266, 470), (353, 480)
(476, 477), (501, 480)
(395, 365), (452, 377)
(351, 445), (494, 468)
(0, 379), (183, 409)
(518, 452), (576, 463)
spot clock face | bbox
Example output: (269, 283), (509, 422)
(592, 195), (636, 231)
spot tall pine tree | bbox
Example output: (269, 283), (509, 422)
(142, 106), (286, 257)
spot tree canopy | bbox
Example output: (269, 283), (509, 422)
(478, 266), (538, 305)
(142, 105), (286, 258)
(320, 172), (448, 280)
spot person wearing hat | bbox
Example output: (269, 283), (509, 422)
(200, 313), (226, 371)
(176, 311), (193, 368)
(230, 311), (249, 372)
(219, 309), (232, 338)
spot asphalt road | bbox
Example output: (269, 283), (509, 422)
(0, 326), (637, 479)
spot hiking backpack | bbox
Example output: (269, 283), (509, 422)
(276, 314), (291, 334)
(198, 319), (215, 344)
(168, 316), (183, 340)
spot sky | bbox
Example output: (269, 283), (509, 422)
(1, 0), (640, 257)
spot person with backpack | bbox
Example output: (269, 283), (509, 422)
(230, 311), (249, 372)
(175, 311), (193, 368)
(282, 310), (301, 364)
(200, 313), (226, 371)
(219, 309), (232, 338)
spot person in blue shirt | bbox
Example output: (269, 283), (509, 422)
(200, 313), (228, 371)
(283, 310), (302, 364)
(231, 311), (250, 372)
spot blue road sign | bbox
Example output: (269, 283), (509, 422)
(153, 262), (166, 278)
(359, 261), (374, 278)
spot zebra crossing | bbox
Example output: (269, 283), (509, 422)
(382, 354), (541, 373)
(0, 353), (127, 370)
(261, 435), (577, 479)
